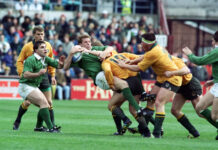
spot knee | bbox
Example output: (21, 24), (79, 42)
(23, 100), (31, 107)
(211, 113), (218, 121)
(196, 103), (204, 114)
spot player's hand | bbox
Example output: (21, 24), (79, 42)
(182, 47), (193, 55)
(51, 76), (56, 85)
(117, 59), (126, 68)
(204, 80), (214, 87)
(164, 71), (173, 77)
(99, 51), (111, 61)
(59, 55), (66, 67)
(70, 45), (83, 54)
(38, 69), (46, 75)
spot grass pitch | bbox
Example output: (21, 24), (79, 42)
(0, 100), (217, 150)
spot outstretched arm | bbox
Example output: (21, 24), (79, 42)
(164, 66), (190, 77)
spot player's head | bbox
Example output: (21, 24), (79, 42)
(33, 26), (45, 42)
(212, 31), (218, 47)
(78, 34), (92, 50)
(33, 41), (47, 57)
(141, 33), (156, 51)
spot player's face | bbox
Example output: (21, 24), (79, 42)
(36, 43), (47, 57)
(141, 42), (148, 51)
(34, 31), (44, 41)
(80, 38), (92, 50)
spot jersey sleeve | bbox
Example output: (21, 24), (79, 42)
(46, 57), (59, 68)
(188, 49), (218, 65)
(46, 42), (56, 77)
(16, 45), (29, 76)
(101, 61), (114, 87)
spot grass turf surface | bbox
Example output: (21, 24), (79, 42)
(0, 100), (217, 150)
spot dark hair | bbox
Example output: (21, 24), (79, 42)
(33, 26), (44, 34)
(33, 41), (45, 52)
(78, 34), (90, 44)
(141, 33), (156, 41)
(213, 31), (218, 42)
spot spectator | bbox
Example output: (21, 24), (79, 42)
(43, 0), (52, 10)
(62, 34), (74, 55)
(99, 10), (111, 29)
(28, 0), (43, 11)
(56, 69), (70, 100)
(15, 0), (28, 11)
(0, 34), (11, 55)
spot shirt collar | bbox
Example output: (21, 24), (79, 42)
(34, 53), (42, 60)
(215, 45), (218, 48)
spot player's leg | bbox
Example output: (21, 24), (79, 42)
(108, 92), (131, 135)
(153, 82), (178, 138)
(39, 74), (60, 129)
(196, 91), (218, 128)
(171, 94), (199, 137)
(113, 76), (141, 112)
(27, 89), (56, 132)
(13, 100), (31, 130)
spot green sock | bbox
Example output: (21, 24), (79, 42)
(153, 113), (165, 136)
(200, 109), (218, 128)
(122, 88), (140, 111)
(49, 109), (55, 126)
(36, 111), (43, 128)
(15, 105), (27, 123)
(39, 108), (53, 129)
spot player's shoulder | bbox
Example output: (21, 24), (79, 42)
(44, 41), (52, 47)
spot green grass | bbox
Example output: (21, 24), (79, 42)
(0, 100), (217, 150)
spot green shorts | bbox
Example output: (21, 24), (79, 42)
(39, 73), (51, 92)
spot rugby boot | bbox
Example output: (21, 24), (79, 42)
(13, 121), (20, 130)
(34, 126), (48, 132)
(121, 119), (132, 134)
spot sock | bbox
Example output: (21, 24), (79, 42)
(153, 112), (165, 136)
(143, 107), (154, 125)
(36, 111), (43, 128)
(112, 115), (122, 133)
(111, 106), (128, 122)
(39, 108), (53, 129)
(200, 109), (218, 128)
(136, 116), (150, 135)
(122, 88), (140, 111)
(49, 107), (55, 126)
(178, 114), (199, 136)
(15, 103), (28, 123)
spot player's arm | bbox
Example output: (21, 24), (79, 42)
(101, 61), (114, 89)
(47, 43), (56, 77)
(64, 45), (83, 70)
(117, 60), (141, 72)
(16, 46), (28, 76)
(128, 55), (144, 64)
(183, 47), (218, 65)
(46, 56), (65, 69)
(23, 60), (46, 78)
(164, 66), (190, 77)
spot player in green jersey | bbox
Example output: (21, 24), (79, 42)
(18, 41), (64, 132)
(183, 31), (218, 140)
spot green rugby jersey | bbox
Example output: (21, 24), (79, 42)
(70, 46), (107, 83)
(188, 47), (218, 83)
(19, 53), (59, 87)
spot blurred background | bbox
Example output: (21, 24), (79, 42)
(0, 0), (217, 100)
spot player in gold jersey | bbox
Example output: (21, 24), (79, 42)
(164, 56), (202, 138)
(118, 33), (182, 138)
(13, 26), (60, 131)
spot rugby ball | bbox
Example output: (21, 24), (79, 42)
(72, 52), (82, 63)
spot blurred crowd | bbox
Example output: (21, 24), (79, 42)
(0, 6), (212, 99)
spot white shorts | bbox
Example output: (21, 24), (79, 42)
(18, 83), (39, 100)
(95, 71), (110, 90)
(210, 83), (218, 97)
